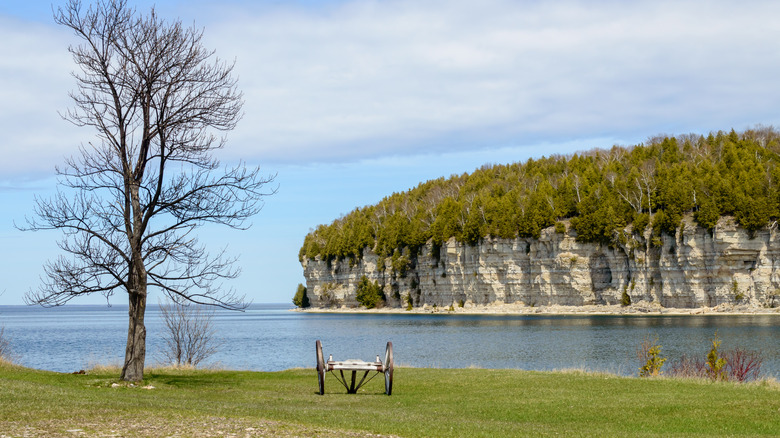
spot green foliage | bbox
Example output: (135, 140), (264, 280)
(637, 335), (667, 377)
(732, 279), (745, 302)
(621, 288), (631, 307)
(632, 213), (649, 235)
(391, 250), (411, 278)
(706, 332), (728, 381)
(355, 276), (385, 309)
(694, 198), (719, 230)
(292, 283), (310, 308)
(300, 128), (780, 261)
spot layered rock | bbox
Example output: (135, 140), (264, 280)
(301, 216), (780, 309)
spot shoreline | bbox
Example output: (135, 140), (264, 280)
(295, 302), (780, 316)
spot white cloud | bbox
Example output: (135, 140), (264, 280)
(3, 0), (780, 177)
(0, 15), (80, 178)
(199, 0), (780, 163)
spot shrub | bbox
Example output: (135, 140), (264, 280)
(292, 283), (310, 308)
(723, 348), (763, 382)
(621, 288), (631, 306)
(355, 276), (385, 309)
(705, 332), (728, 381)
(637, 335), (666, 377)
(669, 342), (762, 383)
(159, 301), (220, 367)
(732, 279), (744, 302)
(668, 354), (707, 379)
(554, 221), (566, 234)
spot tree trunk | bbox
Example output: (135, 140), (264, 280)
(121, 286), (147, 381)
(121, 176), (148, 381)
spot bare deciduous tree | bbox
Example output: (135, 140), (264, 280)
(20, 0), (274, 381)
(159, 301), (220, 367)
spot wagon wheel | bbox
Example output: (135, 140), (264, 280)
(384, 341), (394, 395)
(316, 340), (325, 395)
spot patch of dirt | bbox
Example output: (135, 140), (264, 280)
(0, 417), (401, 438)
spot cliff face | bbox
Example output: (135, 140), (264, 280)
(301, 217), (780, 309)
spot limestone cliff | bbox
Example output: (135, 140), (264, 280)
(301, 216), (780, 309)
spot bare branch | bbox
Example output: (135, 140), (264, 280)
(22, 0), (274, 381)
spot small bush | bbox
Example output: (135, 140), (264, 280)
(668, 354), (707, 379)
(723, 348), (763, 382)
(355, 276), (385, 309)
(405, 292), (414, 310)
(292, 283), (310, 308)
(732, 279), (744, 302)
(621, 288), (631, 306)
(458, 299), (465, 308)
(669, 341), (762, 383)
(554, 222), (566, 234)
(637, 335), (666, 377)
(705, 333), (728, 381)
(159, 301), (220, 367)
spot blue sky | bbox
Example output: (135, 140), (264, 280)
(2, 0), (780, 305)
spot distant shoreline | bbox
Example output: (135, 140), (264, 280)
(295, 302), (780, 316)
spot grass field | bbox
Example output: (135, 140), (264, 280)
(1, 360), (779, 437)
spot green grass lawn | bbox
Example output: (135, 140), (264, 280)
(1, 361), (778, 437)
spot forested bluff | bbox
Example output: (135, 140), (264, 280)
(298, 127), (780, 310)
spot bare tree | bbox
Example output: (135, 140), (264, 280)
(638, 160), (657, 216)
(19, 0), (274, 381)
(158, 301), (220, 367)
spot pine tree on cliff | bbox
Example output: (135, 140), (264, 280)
(300, 126), (780, 264)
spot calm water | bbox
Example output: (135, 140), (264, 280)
(1, 304), (779, 377)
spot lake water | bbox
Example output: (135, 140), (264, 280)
(1, 304), (779, 378)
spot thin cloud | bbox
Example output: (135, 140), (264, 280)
(0, 15), (79, 178)
(3, 0), (780, 177)
(205, 0), (780, 162)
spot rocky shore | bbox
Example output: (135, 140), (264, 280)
(296, 301), (780, 316)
